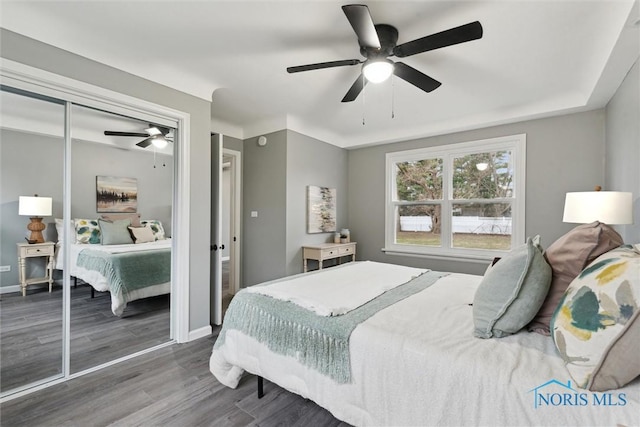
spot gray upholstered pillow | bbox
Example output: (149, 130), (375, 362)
(100, 212), (141, 227)
(99, 219), (133, 245)
(473, 236), (552, 338)
(529, 222), (624, 335)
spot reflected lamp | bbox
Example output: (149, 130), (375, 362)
(18, 195), (53, 243)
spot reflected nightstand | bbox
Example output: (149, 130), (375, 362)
(17, 242), (55, 296)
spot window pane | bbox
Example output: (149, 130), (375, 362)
(395, 205), (441, 246)
(451, 203), (511, 250)
(395, 158), (443, 201)
(452, 151), (513, 199)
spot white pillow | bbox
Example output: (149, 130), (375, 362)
(128, 226), (156, 244)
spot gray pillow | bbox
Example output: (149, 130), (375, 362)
(99, 218), (133, 245)
(473, 235), (552, 338)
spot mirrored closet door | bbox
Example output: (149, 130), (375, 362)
(69, 105), (174, 373)
(0, 88), (65, 393)
(0, 84), (177, 398)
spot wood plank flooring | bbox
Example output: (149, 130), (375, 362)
(0, 329), (350, 427)
(1, 281), (170, 392)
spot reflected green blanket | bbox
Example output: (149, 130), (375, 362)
(215, 270), (448, 383)
(77, 248), (171, 299)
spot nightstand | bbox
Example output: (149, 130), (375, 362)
(302, 242), (357, 272)
(17, 242), (55, 296)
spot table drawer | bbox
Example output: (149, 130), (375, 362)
(24, 246), (54, 256)
(338, 245), (354, 255)
(321, 248), (339, 258)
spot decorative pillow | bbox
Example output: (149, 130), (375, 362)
(140, 220), (166, 240)
(128, 226), (155, 244)
(529, 222), (624, 335)
(473, 236), (552, 338)
(98, 219), (133, 245)
(551, 245), (640, 391)
(74, 219), (101, 244)
(100, 213), (141, 227)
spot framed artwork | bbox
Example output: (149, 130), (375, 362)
(307, 185), (336, 233)
(96, 176), (138, 213)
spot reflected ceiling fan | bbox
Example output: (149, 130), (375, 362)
(104, 124), (172, 148)
(287, 4), (483, 102)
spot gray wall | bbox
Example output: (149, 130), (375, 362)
(1, 29), (212, 332)
(0, 130), (173, 288)
(285, 130), (349, 276)
(348, 110), (606, 275)
(606, 59), (640, 243)
(242, 131), (288, 285)
(241, 130), (349, 285)
(0, 130), (64, 286)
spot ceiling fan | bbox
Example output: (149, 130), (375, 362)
(286, 4), (483, 102)
(104, 124), (172, 148)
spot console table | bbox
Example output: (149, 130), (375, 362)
(302, 242), (356, 272)
(17, 241), (55, 296)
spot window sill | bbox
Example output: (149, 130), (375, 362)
(381, 248), (495, 264)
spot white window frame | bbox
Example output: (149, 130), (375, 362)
(384, 134), (526, 262)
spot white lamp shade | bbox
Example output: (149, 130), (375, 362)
(18, 196), (53, 217)
(563, 191), (633, 224)
(363, 60), (394, 83)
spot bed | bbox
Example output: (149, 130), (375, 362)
(54, 218), (171, 316)
(210, 257), (640, 426)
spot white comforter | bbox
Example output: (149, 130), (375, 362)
(55, 240), (171, 315)
(246, 261), (427, 316)
(210, 272), (640, 426)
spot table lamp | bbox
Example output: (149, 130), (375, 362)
(18, 195), (53, 243)
(563, 186), (633, 239)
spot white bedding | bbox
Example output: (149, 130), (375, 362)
(55, 240), (171, 315)
(210, 271), (640, 426)
(246, 261), (427, 316)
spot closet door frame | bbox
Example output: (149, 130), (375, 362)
(0, 58), (191, 400)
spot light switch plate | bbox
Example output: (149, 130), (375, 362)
(0, 265), (10, 272)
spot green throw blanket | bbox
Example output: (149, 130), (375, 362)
(76, 248), (171, 299)
(215, 270), (448, 383)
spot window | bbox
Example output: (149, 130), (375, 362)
(385, 134), (526, 261)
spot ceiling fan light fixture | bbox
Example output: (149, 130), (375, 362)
(151, 135), (168, 148)
(362, 59), (394, 83)
(145, 127), (162, 136)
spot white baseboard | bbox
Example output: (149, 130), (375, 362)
(188, 325), (212, 341)
(0, 285), (22, 294)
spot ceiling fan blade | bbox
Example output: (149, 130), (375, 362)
(393, 62), (441, 93)
(149, 124), (172, 136)
(136, 138), (154, 148)
(341, 74), (368, 102)
(342, 4), (381, 49)
(104, 131), (149, 137)
(287, 59), (361, 73)
(393, 21), (483, 58)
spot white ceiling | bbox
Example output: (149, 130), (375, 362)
(1, 1), (639, 149)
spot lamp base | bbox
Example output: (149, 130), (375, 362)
(27, 217), (46, 243)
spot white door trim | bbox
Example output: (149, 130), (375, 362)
(223, 148), (242, 295)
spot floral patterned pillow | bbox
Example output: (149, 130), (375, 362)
(140, 220), (166, 240)
(74, 219), (101, 244)
(551, 244), (639, 391)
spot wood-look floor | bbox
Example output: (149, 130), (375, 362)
(0, 329), (349, 427)
(1, 281), (170, 392)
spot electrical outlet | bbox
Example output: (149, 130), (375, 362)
(0, 265), (10, 272)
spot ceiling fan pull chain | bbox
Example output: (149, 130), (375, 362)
(153, 147), (157, 168)
(362, 74), (366, 126)
(391, 75), (395, 119)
